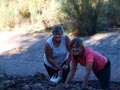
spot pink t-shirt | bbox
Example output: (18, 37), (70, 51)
(72, 47), (107, 72)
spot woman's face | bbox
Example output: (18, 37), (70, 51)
(53, 32), (62, 42)
(71, 43), (84, 57)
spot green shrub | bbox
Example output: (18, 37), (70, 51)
(60, 0), (103, 36)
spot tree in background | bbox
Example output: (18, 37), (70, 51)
(60, 0), (103, 36)
(109, 0), (120, 27)
(60, 0), (120, 36)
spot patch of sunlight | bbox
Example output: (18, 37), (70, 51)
(104, 0), (109, 3)
(84, 33), (111, 45)
(112, 35), (120, 45)
(2, 48), (28, 55)
(0, 31), (42, 55)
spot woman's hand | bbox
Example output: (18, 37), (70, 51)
(65, 60), (77, 84)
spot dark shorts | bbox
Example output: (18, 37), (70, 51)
(93, 59), (111, 89)
(44, 61), (70, 83)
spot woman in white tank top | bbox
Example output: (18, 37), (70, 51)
(44, 25), (72, 83)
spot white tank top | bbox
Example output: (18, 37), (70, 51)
(44, 34), (69, 69)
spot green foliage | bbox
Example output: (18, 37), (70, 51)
(109, 0), (120, 12)
(109, 0), (120, 27)
(96, 0), (120, 31)
(60, 0), (103, 36)
(60, 0), (120, 36)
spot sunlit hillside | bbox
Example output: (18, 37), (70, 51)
(0, 0), (62, 32)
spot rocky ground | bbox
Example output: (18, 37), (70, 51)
(0, 73), (120, 90)
(0, 31), (120, 90)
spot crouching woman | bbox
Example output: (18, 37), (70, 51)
(65, 37), (111, 90)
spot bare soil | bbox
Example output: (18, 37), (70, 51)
(0, 73), (120, 90)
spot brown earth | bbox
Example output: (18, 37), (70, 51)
(0, 73), (120, 90)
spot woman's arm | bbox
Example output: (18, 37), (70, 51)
(62, 35), (72, 69)
(45, 42), (61, 70)
(65, 60), (77, 84)
(82, 62), (93, 88)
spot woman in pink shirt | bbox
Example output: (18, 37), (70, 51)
(65, 37), (111, 90)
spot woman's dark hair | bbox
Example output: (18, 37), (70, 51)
(70, 37), (83, 48)
(52, 25), (64, 34)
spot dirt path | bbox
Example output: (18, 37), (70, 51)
(0, 31), (120, 82)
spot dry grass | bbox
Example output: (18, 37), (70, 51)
(0, 0), (63, 32)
